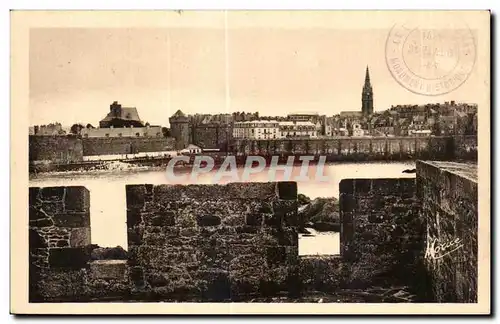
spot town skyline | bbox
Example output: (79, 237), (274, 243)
(29, 13), (482, 127)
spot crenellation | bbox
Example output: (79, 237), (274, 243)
(29, 167), (478, 302)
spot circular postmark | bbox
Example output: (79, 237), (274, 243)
(385, 17), (476, 96)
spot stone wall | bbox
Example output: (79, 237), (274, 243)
(231, 136), (477, 162)
(300, 178), (427, 298)
(29, 186), (92, 301)
(126, 182), (299, 301)
(29, 186), (129, 302)
(82, 137), (175, 156)
(337, 178), (427, 291)
(191, 124), (232, 150)
(29, 135), (83, 163)
(417, 161), (478, 302)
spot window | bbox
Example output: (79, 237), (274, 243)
(136, 133), (140, 137)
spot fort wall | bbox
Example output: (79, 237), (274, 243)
(417, 161), (478, 302)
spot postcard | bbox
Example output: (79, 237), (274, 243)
(10, 10), (490, 315)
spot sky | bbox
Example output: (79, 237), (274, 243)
(28, 11), (483, 127)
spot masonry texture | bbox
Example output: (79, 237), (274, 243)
(303, 178), (429, 299)
(29, 186), (129, 302)
(29, 135), (83, 163)
(82, 137), (175, 156)
(191, 125), (231, 150)
(231, 136), (477, 161)
(126, 182), (300, 301)
(417, 161), (478, 302)
(29, 186), (92, 301)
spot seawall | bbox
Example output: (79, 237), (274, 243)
(231, 136), (477, 162)
(29, 135), (176, 162)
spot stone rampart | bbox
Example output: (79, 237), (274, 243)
(82, 137), (175, 156)
(231, 136), (477, 162)
(417, 161), (478, 302)
(29, 135), (83, 163)
(126, 182), (299, 301)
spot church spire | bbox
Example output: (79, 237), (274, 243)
(364, 66), (371, 85)
(362, 65), (373, 116)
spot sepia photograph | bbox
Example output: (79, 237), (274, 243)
(10, 10), (490, 315)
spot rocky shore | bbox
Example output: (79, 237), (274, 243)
(298, 194), (340, 233)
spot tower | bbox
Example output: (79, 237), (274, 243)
(362, 66), (374, 116)
(169, 110), (190, 150)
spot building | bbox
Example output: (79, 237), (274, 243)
(279, 121), (317, 138)
(233, 120), (280, 140)
(99, 101), (145, 128)
(32, 123), (65, 135)
(351, 122), (365, 137)
(340, 111), (363, 119)
(80, 125), (163, 138)
(361, 66), (374, 116)
(169, 109), (190, 150)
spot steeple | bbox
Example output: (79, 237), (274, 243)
(361, 65), (374, 116)
(364, 66), (371, 86)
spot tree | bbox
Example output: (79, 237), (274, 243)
(145, 122), (150, 127)
(86, 123), (95, 129)
(70, 123), (84, 135)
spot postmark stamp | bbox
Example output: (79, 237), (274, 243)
(385, 18), (476, 96)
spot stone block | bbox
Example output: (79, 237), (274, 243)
(152, 185), (182, 202)
(196, 215), (221, 226)
(226, 182), (277, 199)
(339, 193), (356, 213)
(129, 266), (145, 288)
(127, 227), (144, 246)
(339, 179), (355, 194)
(277, 182), (297, 200)
(29, 206), (49, 221)
(29, 229), (47, 249)
(273, 200), (298, 226)
(29, 217), (54, 228)
(64, 186), (90, 212)
(245, 213), (263, 226)
(40, 187), (65, 201)
(126, 185), (146, 209)
(29, 187), (40, 206)
(371, 179), (401, 195)
(52, 211), (90, 228)
(354, 179), (372, 195)
(36, 268), (87, 300)
(127, 208), (143, 227)
(70, 227), (91, 247)
(200, 270), (231, 301)
(90, 260), (127, 280)
(40, 201), (65, 215)
(266, 246), (287, 266)
(145, 212), (176, 227)
(263, 213), (282, 227)
(48, 247), (90, 269)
